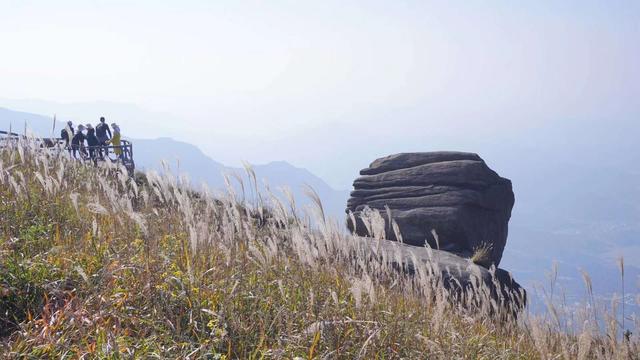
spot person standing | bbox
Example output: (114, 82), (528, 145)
(110, 123), (123, 160)
(71, 125), (86, 160)
(95, 117), (112, 157)
(60, 121), (74, 153)
(85, 124), (100, 163)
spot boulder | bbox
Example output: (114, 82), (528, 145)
(364, 237), (526, 310)
(347, 152), (514, 266)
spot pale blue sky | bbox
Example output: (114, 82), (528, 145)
(1, 0), (638, 187)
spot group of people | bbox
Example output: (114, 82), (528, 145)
(60, 117), (123, 162)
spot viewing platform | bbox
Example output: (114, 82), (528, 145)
(0, 129), (135, 174)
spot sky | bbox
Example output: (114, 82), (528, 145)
(1, 0), (639, 188)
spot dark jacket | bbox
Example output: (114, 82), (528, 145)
(96, 122), (112, 140)
(61, 126), (74, 143)
(86, 128), (99, 147)
(71, 131), (85, 147)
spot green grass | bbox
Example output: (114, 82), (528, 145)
(0, 140), (638, 358)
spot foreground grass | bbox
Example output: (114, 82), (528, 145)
(0, 141), (638, 359)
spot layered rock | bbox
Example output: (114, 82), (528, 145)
(367, 238), (526, 309)
(347, 152), (514, 266)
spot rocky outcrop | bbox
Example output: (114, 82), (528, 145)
(366, 238), (526, 310)
(347, 152), (514, 267)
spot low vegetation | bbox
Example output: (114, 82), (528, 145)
(0, 140), (638, 358)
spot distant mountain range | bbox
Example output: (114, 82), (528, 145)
(0, 106), (58, 136)
(134, 137), (349, 221)
(0, 98), (177, 139)
(476, 119), (640, 310)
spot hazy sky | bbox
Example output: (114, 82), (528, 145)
(1, 0), (638, 188)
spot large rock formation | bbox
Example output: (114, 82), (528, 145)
(347, 152), (514, 266)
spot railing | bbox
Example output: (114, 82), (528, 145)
(0, 131), (135, 173)
(0, 130), (22, 137)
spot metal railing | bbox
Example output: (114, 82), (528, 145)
(0, 131), (135, 173)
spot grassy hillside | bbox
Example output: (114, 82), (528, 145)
(0, 141), (638, 359)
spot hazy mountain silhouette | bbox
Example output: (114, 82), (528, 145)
(0, 107), (58, 136)
(134, 137), (349, 220)
(133, 137), (226, 185)
(474, 118), (640, 308)
(0, 98), (176, 139)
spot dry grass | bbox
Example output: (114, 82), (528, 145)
(471, 243), (493, 268)
(0, 139), (638, 358)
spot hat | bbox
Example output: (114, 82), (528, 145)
(85, 124), (93, 129)
(77, 124), (86, 131)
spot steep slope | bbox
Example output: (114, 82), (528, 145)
(2, 141), (637, 358)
